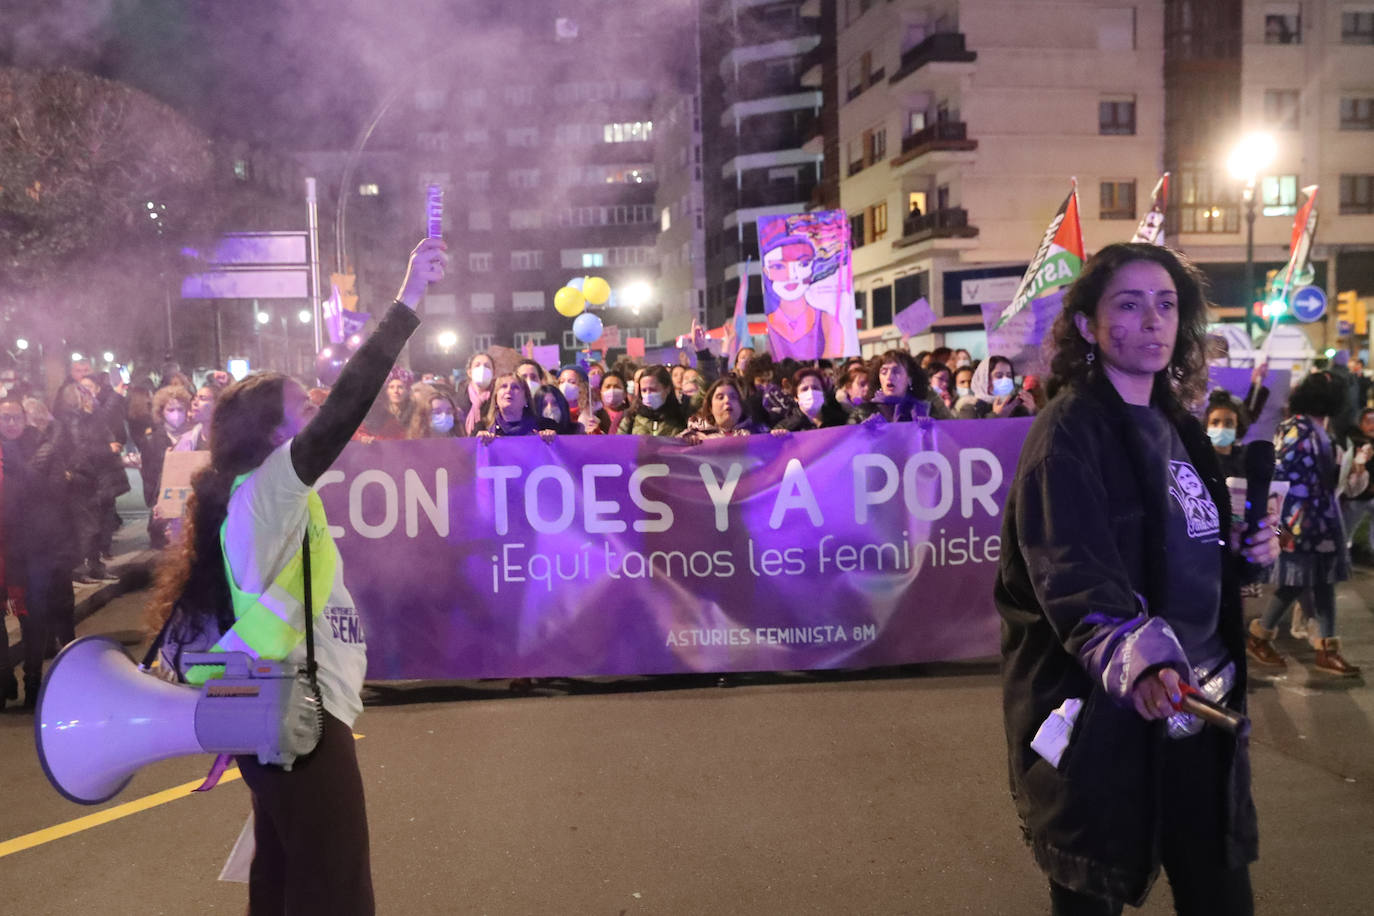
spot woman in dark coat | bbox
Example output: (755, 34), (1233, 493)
(996, 243), (1276, 914)
(52, 381), (126, 582)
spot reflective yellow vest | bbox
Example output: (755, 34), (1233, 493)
(185, 478), (339, 685)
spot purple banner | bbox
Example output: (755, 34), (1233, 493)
(316, 420), (1031, 679)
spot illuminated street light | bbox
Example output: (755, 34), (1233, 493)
(256, 311), (271, 325)
(622, 280), (653, 312)
(71, 351), (83, 361)
(102, 351), (115, 363)
(298, 309), (312, 324)
(437, 330), (458, 350)
(15, 339), (28, 351)
(1228, 132), (1277, 337)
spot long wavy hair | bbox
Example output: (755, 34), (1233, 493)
(147, 373), (290, 633)
(1047, 243), (1211, 412)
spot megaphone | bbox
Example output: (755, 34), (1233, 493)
(35, 636), (322, 805)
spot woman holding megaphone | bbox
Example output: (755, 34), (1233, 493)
(147, 238), (445, 915)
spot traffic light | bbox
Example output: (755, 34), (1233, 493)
(1336, 290), (1367, 335)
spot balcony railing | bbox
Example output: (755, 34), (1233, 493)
(894, 207), (979, 246)
(889, 32), (977, 84)
(892, 121), (978, 165)
(730, 181), (818, 210)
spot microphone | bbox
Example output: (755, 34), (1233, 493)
(1174, 684), (1250, 737)
(1239, 440), (1277, 586)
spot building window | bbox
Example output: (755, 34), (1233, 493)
(233, 159), (250, 181)
(417, 131), (449, 152)
(460, 88), (488, 107)
(583, 252), (605, 268)
(510, 250), (544, 270)
(850, 211), (866, 249)
(603, 121), (653, 143)
(1340, 174), (1374, 214)
(508, 169), (541, 188)
(417, 171), (450, 192)
(1100, 180), (1137, 220)
(505, 127), (539, 146)
(465, 171), (489, 191)
(513, 331), (547, 349)
(469, 253), (493, 272)
(468, 210), (493, 231)
(414, 88), (446, 110)
(1176, 167), (1239, 233)
(470, 293), (495, 313)
(1340, 97), (1374, 130)
(1344, 10), (1374, 43)
(513, 292), (546, 312)
(1264, 5), (1301, 44)
(1097, 6), (1136, 50)
(661, 207), (671, 232)
(426, 293), (457, 316)
(1263, 89), (1300, 130)
(358, 182), (380, 196)
(462, 128), (490, 145)
(908, 191), (927, 215)
(869, 202), (888, 241)
(563, 330), (579, 349)
(504, 86), (534, 106)
(1099, 96), (1136, 135)
(510, 209), (543, 229)
(1261, 175), (1298, 216)
(472, 334), (495, 352)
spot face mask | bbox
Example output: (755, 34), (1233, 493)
(560, 383), (580, 404)
(1208, 427), (1237, 448)
(992, 377), (1015, 398)
(641, 390), (665, 410)
(627, 380), (638, 396)
(956, 386), (972, 398)
(431, 413), (455, 434)
(956, 358), (972, 369)
(470, 365), (493, 387)
(603, 389), (625, 408)
(525, 378), (541, 398)
(799, 389), (823, 415)
(164, 409), (186, 429)
(542, 407), (562, 422)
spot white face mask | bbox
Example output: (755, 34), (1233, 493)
(956, 386), (972, 398)
(542, 406), (562, 422)
(627, 380), (638, 396)
(992, 377), (1015, 398)
(603, 388), (625, 408)
(955, 358), (972, 369)
(560, 383), (580, 404)
(470, 365), (493, 387)
(641, 390), (665, 410)
(798, 389), (823, 415)
(525, 378), (541, 398)
(431, 413), (455, 433)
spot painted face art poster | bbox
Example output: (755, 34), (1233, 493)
(756, 211), (859, 360)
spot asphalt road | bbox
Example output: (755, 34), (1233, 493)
(2, 579), (1372, 915)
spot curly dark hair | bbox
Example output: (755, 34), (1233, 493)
(1287, 371), (1346, 419)
(1047, 243), (1212, 411)
(1204, 388), (1251, 440)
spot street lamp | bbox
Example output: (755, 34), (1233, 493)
(298, 309), (313, 324)
(102, 351), (115, 364)
(437, 330), (458, 350)
(1228, 132), (1277, 338)
(15, 339), (28, 351)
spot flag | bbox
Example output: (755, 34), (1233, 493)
(1131, 172), (1169, 246)
(322, 281), (345, 344)
(339, 308), (370, 341)
(1270, 185), (1319, 303)
(729, 258), (751, 362)
(993, 181), (1085, 331)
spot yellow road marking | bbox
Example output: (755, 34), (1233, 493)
(2, 736), (365, 858)
(0, 769), (243, 859)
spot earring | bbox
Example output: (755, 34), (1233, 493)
(1085, 350), (1096, 364)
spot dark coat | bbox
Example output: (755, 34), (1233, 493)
(995, 374), (1257, 905)
(774, 398), (848, 431)
(53, 408), (129, 503)
(1, 426), (78, 569)
(846, 393), (933, 424)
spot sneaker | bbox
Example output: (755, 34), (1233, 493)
(1246, 635), (1287, 668)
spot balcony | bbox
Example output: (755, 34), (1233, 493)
(893, 207), (979, 248)
(888, 33), (977, 84)
(724, 69), (807, 107)
(732, 126), (811, 156)
(890, 121), (978, 166)
(727, 181), (818, 211)
(799, 43), (824, 88)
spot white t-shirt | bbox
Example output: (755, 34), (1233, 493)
(221, 441), (368, 726)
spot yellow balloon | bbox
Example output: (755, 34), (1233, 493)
(554, 286), (586, 317)
(583, 276), (611, 306)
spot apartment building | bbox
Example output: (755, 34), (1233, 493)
(836, 0), (1162, 357)
(700, 0), (827, 328)
(653, 79), (709, 343)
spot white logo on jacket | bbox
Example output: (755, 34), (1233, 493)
(1167, 461), (1220, 540)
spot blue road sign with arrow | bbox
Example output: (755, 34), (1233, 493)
(1291, 285), (1327, 323)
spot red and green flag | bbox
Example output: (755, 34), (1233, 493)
(993, 181), (1085, 331)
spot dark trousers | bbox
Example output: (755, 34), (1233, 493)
(22, 562), (76, 696)
(1050, 727), (1253, 916)
(235, 712), (374, 916)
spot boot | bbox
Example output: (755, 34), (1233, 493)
(1246, 620), (1287, 668)
(1314, 638), (1361, 677)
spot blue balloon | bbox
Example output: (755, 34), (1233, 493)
(573, 312), (603, 344)
(566, 276), (585, 291)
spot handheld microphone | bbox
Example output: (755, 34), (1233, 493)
(1243, 440), (1276, 539)
(1174, 684), (1250, 737)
